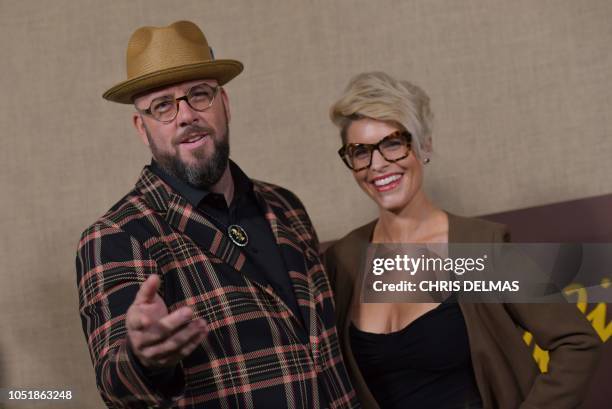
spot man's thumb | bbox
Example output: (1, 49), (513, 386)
(134, 275), (161, 305)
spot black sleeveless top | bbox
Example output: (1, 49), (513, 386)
(349, 300), (483, 409)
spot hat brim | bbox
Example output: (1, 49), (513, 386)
(102, 59), (244, 104)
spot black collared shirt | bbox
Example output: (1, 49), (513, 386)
(149, 160), (303, 325)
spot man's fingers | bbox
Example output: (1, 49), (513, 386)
(157, 307), (195, 332)
(140, 319), (207, 361)
(126, 305), (151, 331)
(133, 275), (161, 305)
(179, 326), (208, 357)
(132, 306), (205, 348)
(135, 311), (194, 348)
(141, 307), (204, 347)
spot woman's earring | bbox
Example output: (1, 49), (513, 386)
(423, 158), (431, 164)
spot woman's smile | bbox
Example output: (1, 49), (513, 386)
(371, 173), (403, 192)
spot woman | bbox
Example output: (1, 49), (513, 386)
(324, 71), (601, 409)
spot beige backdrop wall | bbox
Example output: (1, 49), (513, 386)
(1, 0), (611, 407)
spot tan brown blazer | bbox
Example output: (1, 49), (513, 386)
(324, 213), (601, 409)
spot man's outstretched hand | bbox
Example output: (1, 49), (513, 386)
(126, 275), (208, 370)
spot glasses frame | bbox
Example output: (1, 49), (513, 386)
(136, 83), (221, 123)
(338, 130), (412, 171)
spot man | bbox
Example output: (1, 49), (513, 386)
(76, 21), (358, 409)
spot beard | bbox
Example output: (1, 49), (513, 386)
(145, 123), (230, 189)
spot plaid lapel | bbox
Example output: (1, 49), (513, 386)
(135, 167), (316, 333)
(134, 167), (262, 283)
(252, 182), (318, 338)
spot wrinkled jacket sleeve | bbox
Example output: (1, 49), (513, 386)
(505, 301), (602, 409)
(496, 225), (603, 409)
(76, 223), (185, 409)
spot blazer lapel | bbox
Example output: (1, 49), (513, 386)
(252, 183), (315, 334)
(135, 167), (270, 287)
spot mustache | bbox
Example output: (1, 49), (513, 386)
(175, 125), (215, 144)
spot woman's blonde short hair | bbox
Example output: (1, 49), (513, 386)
(330, 71), (433, 158)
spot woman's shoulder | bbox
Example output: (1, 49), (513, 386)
(323, 219), (377, 285)
(325, 219), (377, 259)
(447, 212), (511, 243)
(323, 220), (377, 313)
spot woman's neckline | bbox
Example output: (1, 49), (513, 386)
(350, 294), (458, 337)
(370, 209), (450, 244)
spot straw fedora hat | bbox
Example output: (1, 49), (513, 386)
(103, 20), (243, 104)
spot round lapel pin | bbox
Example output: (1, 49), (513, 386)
(227, 224), (248, 247)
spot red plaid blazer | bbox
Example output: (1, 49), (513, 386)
(76, 167), (358, 409)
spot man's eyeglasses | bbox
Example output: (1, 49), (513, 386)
(136, 83), (220, 123)
(338, 130), (412, 171)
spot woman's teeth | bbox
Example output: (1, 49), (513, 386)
(373, 174), (401, 187)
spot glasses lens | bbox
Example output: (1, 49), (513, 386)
(150, 96), (177, 122)
(346, 145), (372, 170)
(188, 84), (216, 110)
(380, 134), (409, 161)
